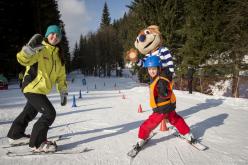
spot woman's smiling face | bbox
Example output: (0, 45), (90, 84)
(47, 33), (61, 45)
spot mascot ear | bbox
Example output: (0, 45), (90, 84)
(126, 48), (138, 63)
(147, 25), (160, 34)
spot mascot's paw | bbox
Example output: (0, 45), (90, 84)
(126, 48), (138, 63)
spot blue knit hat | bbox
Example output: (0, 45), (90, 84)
(45, 25), (62, 39)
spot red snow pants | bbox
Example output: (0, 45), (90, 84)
(138, 110), (190, 140)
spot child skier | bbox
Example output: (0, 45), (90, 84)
(7, 25), (68, 153)
(128, 56), (194, 156)
(136, 46), (174, 81)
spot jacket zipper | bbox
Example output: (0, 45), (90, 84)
(49, 48), (56, 77)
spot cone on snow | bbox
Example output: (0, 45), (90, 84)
(138, 104), (143, 113)
(72, 95), (77, 107)
(160, 119), (168, 131)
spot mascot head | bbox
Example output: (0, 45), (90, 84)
(134, 25), (162, 55)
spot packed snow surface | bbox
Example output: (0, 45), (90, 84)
(0, 74), (248, 165)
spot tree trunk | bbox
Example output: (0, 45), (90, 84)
(180, 76), (183, 90)
(232, 62), (240, 98)
(199, 76), (203, 93)
(233, 76), (240, 98)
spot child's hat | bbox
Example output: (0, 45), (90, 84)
(45, 25), (62, 39)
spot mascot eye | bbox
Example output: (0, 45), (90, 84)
(144, 30), (150, 34)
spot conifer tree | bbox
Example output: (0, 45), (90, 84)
(221, 0), (248, 97)
(71, 42), (80, 71)
(100, 2), (111, 29)
(0, 0), (35, 77)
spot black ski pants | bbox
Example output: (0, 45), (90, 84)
(7, 93), (56, 148)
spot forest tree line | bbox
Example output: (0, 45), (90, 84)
(1, 0), (247, 97)
(72, 0), (248, 97)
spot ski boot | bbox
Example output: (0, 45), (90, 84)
(8, 134), (30, 146)
(180, 132), (196, 143)
(31, 141), (57, 153)
(127, 142), (142, 157)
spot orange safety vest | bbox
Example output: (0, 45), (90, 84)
(150, 76), (176, 108)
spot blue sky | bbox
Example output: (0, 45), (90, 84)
(57, 0), (132, 51)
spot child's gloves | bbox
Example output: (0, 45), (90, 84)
(22, 34), (44, 56)
(60, 90), (68, 106)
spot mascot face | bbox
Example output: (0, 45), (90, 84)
(134, 25), (162, 55)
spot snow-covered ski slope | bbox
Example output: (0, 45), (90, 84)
(0, 73), (248, 165)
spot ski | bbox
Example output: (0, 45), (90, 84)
(2, 135), (65, 149)
(168, 126), (208, 151)
(127, 132), (157, 158)
(172, 131), (208, 151)
(6, 147), (91, 157)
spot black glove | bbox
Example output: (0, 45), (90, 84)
(27, 34), (44, 49)
(60, 91), (68, 106)
(22, 34), (44, 56)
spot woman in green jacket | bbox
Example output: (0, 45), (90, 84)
(7, 25), (68, 153)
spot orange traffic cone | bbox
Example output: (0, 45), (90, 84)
(160, 119), (168, 131)
(138, 104), (143, 113)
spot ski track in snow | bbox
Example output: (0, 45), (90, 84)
(0, 72), (248, 165)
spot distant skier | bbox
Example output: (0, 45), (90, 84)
(7, 25), (68, 153)
(187, 66), (195, 94)
(129, 56), (195, 156)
